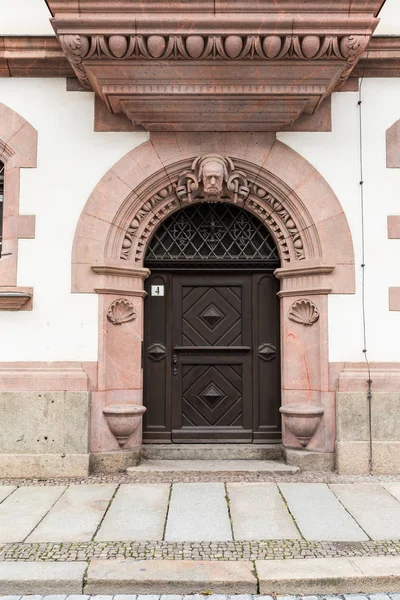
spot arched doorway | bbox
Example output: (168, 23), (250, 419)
(72, 133), (355, 463)
(142, 202), (281, 444)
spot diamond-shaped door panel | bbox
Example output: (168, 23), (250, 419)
(182, 364), (242, 427)
(201, 382), (226, 408)
(182, 286), (241, 346)
(199, 303), (226, 330)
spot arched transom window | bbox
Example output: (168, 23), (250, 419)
(144, 202), (279, 267)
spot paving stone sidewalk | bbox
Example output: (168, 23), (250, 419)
(0, 481), (400, 563)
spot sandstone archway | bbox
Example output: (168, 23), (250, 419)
(72, 133), (355, 464)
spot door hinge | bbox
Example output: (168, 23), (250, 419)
(141, 340), (144, 369)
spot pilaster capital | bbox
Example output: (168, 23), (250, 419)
(91, 262), (150, 296)
(275, 262), (335, 298)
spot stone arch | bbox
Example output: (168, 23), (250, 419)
(73, 132), (354, 295)
(73, 133), (355, 461)
(116, 157), (317, 267)
(0, 102), (37, 309)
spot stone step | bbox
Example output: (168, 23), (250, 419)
(141, 443), (283, 461)
(127, 459), (298, 475)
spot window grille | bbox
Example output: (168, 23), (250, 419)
(0, 162), (4, 258)
(145, 202), (279, 266)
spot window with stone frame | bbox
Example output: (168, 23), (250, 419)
(0, 161), (3, 258)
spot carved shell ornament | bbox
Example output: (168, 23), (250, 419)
(107, 299), (137, 325)
(288, 299), (320, 326)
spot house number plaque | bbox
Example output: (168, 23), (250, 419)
(151, 285), (165, 297)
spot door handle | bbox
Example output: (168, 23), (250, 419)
(173, 354), (178, 376)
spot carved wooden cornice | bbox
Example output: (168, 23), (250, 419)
(45, 0), (384, 132)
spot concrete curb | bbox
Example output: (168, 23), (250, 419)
(0, 562), (87, 594)
(85, 560), (257, 594)
(256, 556), (400, 594)
(2, 556), (400, 595)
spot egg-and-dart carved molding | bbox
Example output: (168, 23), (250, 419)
(288, 299), (320, 326)
(120, 158), (305, 264)
(59, 33), (369, 90)
(107, 298), (137, 325)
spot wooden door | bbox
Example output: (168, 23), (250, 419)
(171, 273), (253, 442)
(143, 270), (281, 443)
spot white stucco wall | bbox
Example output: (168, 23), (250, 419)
(375, 0), (400, 35)
(279, 79), (400, 363)
(0, 78), (148, 361)
(1, 0), (54, 36)
(0, 78), (400, 362)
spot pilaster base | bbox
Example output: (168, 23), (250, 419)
(284, 448), (335, 472)
(89, 450), (141, 474)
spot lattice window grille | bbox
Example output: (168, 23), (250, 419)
(145, 202), (279, 262)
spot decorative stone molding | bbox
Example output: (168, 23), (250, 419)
(48, 0), (383, 131)
(0, 36), (74, 78)
(0, 102), (37, 310)
(353, 37), (400, 78)
(91, 264), (149, 297)
(59, 33), (369, 65)
(332, 35), (369, 92)
(107, 299), (137, 325)
(0, 289), (32, 311)
(58, 35), (91, 89)
(288, 299), (320, 326)
(3, 35), (400, 83)
(72, 133), (354, 295)
(0, 362), (93, 392)
(275, 263), (335, 297)
(119, 159), (307, 265)
(337, 363), (400, 393)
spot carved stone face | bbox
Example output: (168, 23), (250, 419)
(202, 161), (225, 197)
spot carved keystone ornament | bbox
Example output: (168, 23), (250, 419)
(175, 155), (250, 204)
(107, 299), (137, 325)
